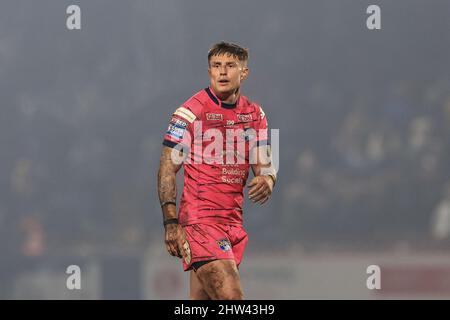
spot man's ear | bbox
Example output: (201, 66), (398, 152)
(240, 67), (249, 81)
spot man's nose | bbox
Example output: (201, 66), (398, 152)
(219, 66), (227, 74)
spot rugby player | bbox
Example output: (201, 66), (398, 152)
(157, 41), (277, 300)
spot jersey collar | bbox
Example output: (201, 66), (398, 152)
(205, 87), (238, 109)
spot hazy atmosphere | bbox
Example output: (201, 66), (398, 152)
(1, 0), (450, 299)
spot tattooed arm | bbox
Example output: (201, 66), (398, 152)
(157, 146), (189, 260)
(158, 146), (182, 221)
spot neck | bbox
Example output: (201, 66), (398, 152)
(212, 87), (240, 104)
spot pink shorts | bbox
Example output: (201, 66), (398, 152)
(182, 223), (249, 272)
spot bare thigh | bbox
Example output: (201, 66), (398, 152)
(190, 270), (211, 300)
(195, 259), (243, 300)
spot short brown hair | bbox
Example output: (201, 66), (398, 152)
(208, 41), (249, 63)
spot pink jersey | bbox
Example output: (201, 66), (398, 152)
(163, 87), (268, 226)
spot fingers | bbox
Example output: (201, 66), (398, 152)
(177, 237), (186, 260)
(177, 228), (188, 260)
(249, 182), (265, 199)
(259, 195), (270, 205)
(165, 239), (180, 257)
(169, 240), (181, 257)
(165, 243), (173, 256)
(165, 228), (182, 258)
(248, 176), (273, 204)
(249, 181), (271, 203)
(247, 178), (258, 187)
(175, 244), (182, 258)
(252, 188), (270, 203)
(166, 226), (191, 260)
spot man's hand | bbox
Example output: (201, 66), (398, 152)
(164, 223), (191, 263)
(248, 175), (274, 205)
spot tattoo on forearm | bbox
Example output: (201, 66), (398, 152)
(158, 148), (178, 205)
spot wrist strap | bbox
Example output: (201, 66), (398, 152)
(163, 218), (179, 227)
(160, 200), (176, 208)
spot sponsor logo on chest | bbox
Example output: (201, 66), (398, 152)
(237, 114), (253, 122)
(206, 113), (223, 121)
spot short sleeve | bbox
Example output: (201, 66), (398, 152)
(162, 106), (197, 150)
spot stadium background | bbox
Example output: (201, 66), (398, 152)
(1, 0), (450, 299)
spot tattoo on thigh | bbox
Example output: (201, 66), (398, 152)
(201, 264), (240, 294)
(206, 268), (225, 292)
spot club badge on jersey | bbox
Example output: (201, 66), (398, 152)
(217, 239), (232, 252)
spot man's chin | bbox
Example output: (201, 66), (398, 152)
(214, 86), (237, 96)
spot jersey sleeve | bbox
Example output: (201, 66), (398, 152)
(162, 105), (197, 150)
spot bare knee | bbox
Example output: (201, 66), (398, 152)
(190, 292), (211, 300)
(218, 288), (243, 300)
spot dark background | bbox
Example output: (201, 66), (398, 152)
(1, 0), (450, 298)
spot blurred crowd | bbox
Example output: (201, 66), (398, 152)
(2, 1), (450, 263)
(282, 78), (450, 250)
(2, 78), (450, 260)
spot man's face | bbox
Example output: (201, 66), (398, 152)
(208, 53), (249, 97)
